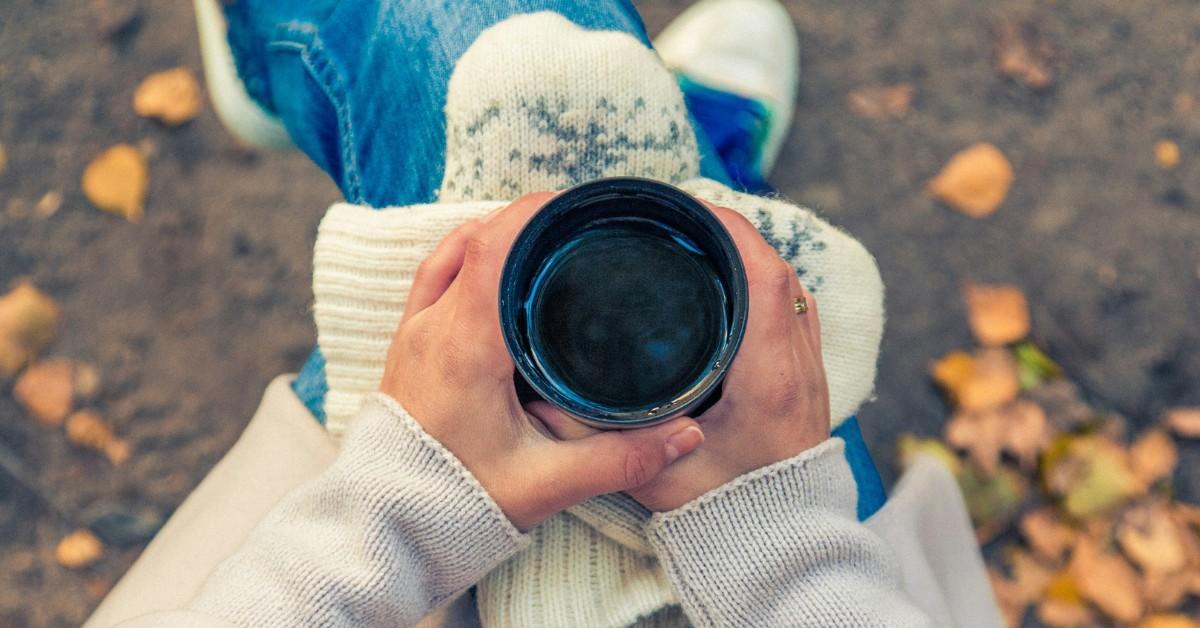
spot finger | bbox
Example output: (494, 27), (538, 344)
(702, 203), (781, 273)
(402, 218), (486, 324)
(454, 192), (556, 316)
(525, 400), (599, 441)
(536, 417), (704, 506)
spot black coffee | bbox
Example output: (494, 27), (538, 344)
(524, 217), (728, 411)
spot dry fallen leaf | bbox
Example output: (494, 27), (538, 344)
(55, 529), (104, 569)
(946, 409), (1007, 475)
(66, 410), (132, 465)
(1155, 140), (1181, 170)
(33, 191), (63, 218)
(963, 282), (1031, 346)
(0, 281), (60, 378)
(897, 434), (962, 474)
(1043, 434), (1144, 519)
(1138, 615), (1200, 628)
(1003, 399), (1049, 470)
(959, 464), (1027, 542)
(1129, 429), (1177, 486)
(0, 141), (7, 175)
(82, 144), (148, 221)
(928, 143), (1014, 218)
(846, 84), (914, 119)
(988, 568), (1028, 628)
(1021, 507), (1076, 563)
(1070, 536), (1144, 623)
(1142, 569), (1191, 611)
(13, 359), (76, 426)
(133, 67), (203, 126)
(1164, 407), (1200, 438)
(994, 19), (1055, 90)
(1118, 501), (1188, 574)
(1037, 569), (1094, 627)
(932, 348), (1020, 412)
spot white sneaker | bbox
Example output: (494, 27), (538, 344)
(193, 0), (295, 149)
(654, 0), (799, 176)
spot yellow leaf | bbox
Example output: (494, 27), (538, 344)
(1164, 407), (1200, 438)
(1043, 434), (1145, 519)
(931, 349), (1020, 412)
(133, 67), (203, 125)
(1069, 536), (1144, 623)
(1154, 140), (1181, 170)
(963, 282), (1031, 346)
(928, 143), (1014, 218)
(896, 434), (962, 474)
(82, 144), (148, 221)
(0, 282), (60, 378)
(55, 529), (104, 569)
(958, 464), (1027, 542)
(13, 359), (75, 426)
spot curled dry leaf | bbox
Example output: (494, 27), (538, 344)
(82, 144), (148, 222)
(1043, 434), (1144, 519)
(1164, 407), (1200, 438)
(932, 348), (1020, 412)
(13, 359), (76, 426)
(1155, 140), (1181, 170)
(1129, 430), (1177, 486)
(1069, 536), (1144, 623)
(66, 410), (131, 465)
(962, 282), (1031, 346)
(959, 464), (1027, 542)
(133, 67), (203, 126)
(1118, 501), (1188, 574)
(1020, 506), (1076, 563)
(0, 281), (60, 378)
(55, 529), (105, 569)
(846, 84), (914, 119)
(928, 142), (1014, 218)
(994, 19), (1055, 90)
(1137, 616), (1200, 628)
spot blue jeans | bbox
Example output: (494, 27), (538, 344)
(225, 0), (885, 520)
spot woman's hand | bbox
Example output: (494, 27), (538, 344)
(528, 203), (831, 512)
(380, 193), (706, 530)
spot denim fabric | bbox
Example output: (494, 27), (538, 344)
(224, 0), (885, 514)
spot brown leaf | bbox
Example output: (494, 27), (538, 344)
(1003, 399), (1048, 470)
(1069, 536), (1144, 623)
(13, 359), (76, 426)
(928, 143), (1015, 218)
(1037, 569), (1094, 627)
(1164, 407), (1200, 438)
(1154, 140), (1181, 170)
(990, 548), (1054, 627)
(55, 529), (104, 569)
(946, 409), (1006, 475)
(932, 349), (1020, 413)
(846, 84), (914, 119)
(1129, 430), (1178, 486)
(1117, 501), (1188, 574)
(0, 281), (60, 378)
(133, 67), (203, 126)
(988, 568), (1029, 628)
(1137, 615), (1200, 628)
(963, 282), (1031, 346)
(994, 19), (1055, 90)
(0, 141), (7, 175)
(1021, 507), (1076, 563)
(1141, 569), (1190, 611)
(66, 410), (132, 465)
(82, 144), (148, 221)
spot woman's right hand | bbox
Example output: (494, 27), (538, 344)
(528, 204), (832, 512)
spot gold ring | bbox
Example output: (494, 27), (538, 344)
(793, 295), (808, 315)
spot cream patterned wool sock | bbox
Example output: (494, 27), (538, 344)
(313, 13), (883, 628)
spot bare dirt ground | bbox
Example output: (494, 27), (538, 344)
(1, 1), (1198, 625)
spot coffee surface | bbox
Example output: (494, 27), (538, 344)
(525, 218), (727, 410)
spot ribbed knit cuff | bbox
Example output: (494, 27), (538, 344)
(645, 439), (877, 627)
(352, 393), (532, 601)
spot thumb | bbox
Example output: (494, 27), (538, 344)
(538, 418), (704, 506)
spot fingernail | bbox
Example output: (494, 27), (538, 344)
(664, 425), (704, 463)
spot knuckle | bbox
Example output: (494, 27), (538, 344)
(463, 233), (493, 265)
(622, 448), (652, 489)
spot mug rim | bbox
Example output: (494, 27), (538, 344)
(498, 177), (749, 429)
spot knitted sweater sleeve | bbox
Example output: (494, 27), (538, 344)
(133, 394), (530, 627)
(645, 438), (933, 628)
